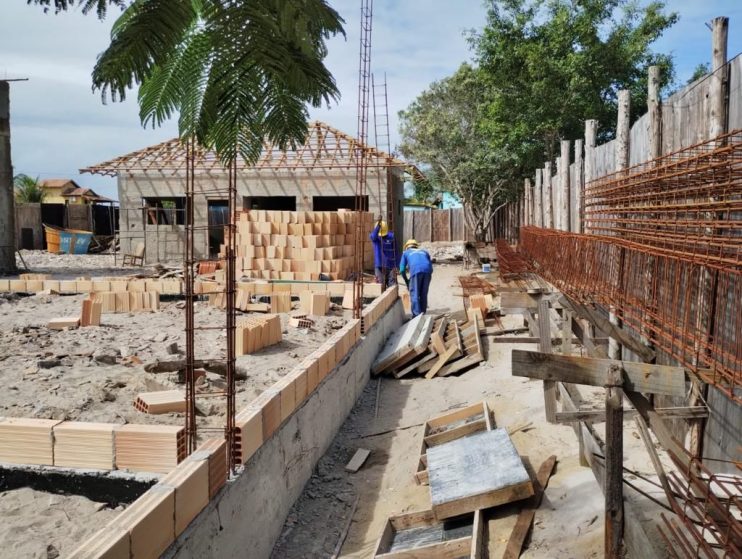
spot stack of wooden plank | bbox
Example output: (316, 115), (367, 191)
(235, 314), (282, 355)
(134, 390), (186, 414)
(115, 424), (186, 474)
(229, 209), (374, 280)
(53, 422), (116, 470)
(373, 314), (485, 379)
(0, 417), (61, 465)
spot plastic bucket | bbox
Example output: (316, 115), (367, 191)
(482, 263), (492, 273)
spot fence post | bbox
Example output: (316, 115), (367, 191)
(559, 140), (570, 231)
(648, 65), (662, 159)
(709, 16), (728, 141)
(524, 178), (531, 228)
(543, 162), (553, 229)
(534, 169), (542, 227)
(574, 139), (583, 233)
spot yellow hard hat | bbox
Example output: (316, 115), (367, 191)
(379, 220), (389, 237)
(404, 238), (419, 250)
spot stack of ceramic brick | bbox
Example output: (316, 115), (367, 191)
(90, 291), (160, 313)
(0, 276), (182, 295)
(68, 437), (227, 559)
(361, 284), (399, 333)
(233, 318), (361, 464)
(299, 291), (329, 315)
(0, 418), (61, 465)
(235, 314), (282, 355)
(229, 209), (374, 281)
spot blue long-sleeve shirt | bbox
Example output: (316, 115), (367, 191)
(399, 247), (433, 276)
(369, 225), (397, 269)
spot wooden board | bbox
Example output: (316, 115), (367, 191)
(511, 350), (688, 397)
(499, 292), (539, 312)
(373, 508), (482, 558)
(425, 345), (460, 379)
(427, 429), (533, 520)
(48, 316), (80, 330)
(394, 349), (438, 379)
(416, 402), (493, 486)
(372, 314), (433, 374)
(345, 448), (371, 473)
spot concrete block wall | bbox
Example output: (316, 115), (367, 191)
(167, 294), (404, 559)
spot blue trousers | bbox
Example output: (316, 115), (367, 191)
(409, 272), (432, 316)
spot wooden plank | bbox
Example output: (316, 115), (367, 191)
(376, 537), (472, 559)
(604, 365), (624, 558)
(430, 317), (448, 355)
(345, 448), (371, 473)
(436, 353), (482, 377)
(425, 345), (460, 379)
(372, 314), (427, 374)
(500, 292), (539, 312)
(555, 406), (708, 422)
(394, 349), (437, 379)
(511, 350), (688, 397)
(427, 429), (534, 520)
(470, 509), (484, 559)
(538, 299), (557, 424)
(424, 418), (487, 447)
(502, 455), (558, 559)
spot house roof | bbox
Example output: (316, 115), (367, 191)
(63, 187), (115, 203)
(80, 120), (424, 180)
(40, 179), (80, 190)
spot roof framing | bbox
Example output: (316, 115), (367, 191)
(80, 120), (423, 179)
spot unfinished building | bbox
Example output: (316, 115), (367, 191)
(81, 121), (413, 263)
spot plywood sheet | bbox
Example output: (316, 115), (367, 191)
(427, 429), (533, 520)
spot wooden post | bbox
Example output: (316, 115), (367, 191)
(609, 90), (630, 361)
(539, 298), (557, 423)
(524, 178), (531, 227)
(559, 140), (570, 231)
(561, 310), (573, 356)
(448, 208), (453, 242)
(543, 162), (553, 229)
(573, 139), (583, 233)
(604, 364), (624, 558)
(0, 81), (16, 273)
(709, 16), (728, 140)
(429, 208), (433, 243)
(534, 170), (543, 227)
(648, 65), (662, 160)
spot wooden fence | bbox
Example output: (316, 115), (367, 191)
(402, 208), (476, 243)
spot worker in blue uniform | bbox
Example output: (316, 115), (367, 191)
(399, 239), (433, 316)
(369, 215), (397, 290)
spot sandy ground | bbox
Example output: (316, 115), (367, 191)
(0, 251), (350, 558)
(271, 263), (672, 558)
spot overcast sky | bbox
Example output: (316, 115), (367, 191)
(1, 0), (741, 200)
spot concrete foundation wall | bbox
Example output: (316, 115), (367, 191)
(166, 300), (405, 559)
(117, 168), (405, 263)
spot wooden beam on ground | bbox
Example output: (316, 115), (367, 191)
(502, 455), (558, 559)
(511, 350), (688, 397)
(538, 299), (557, 423)
(604, 365), (624, 558)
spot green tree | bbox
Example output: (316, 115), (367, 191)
(13, 174), (46, 203)
(30, 0), (344, 167)
(398, 64), (515, 241)
(687, 62), (710, 85)
(473, 0), (677, 165)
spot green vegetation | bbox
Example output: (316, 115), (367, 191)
(399, 0), (678, 239)
(13, 174), (45, 203)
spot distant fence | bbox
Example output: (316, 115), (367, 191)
(403, 207), (500, 243)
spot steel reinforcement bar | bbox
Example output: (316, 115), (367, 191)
(519, 226), (741, 403)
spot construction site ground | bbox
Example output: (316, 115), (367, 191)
(271, 262), (669, 559)
(0, 251), (349, 559)
(0, 253), (672, 559)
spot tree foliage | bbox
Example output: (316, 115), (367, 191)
(34, 0), (344, 168)
(398, 0), (678, 234)
(14, 174), (46, 203)
(398, 64), (514, 240)
(27, 0), (126, 19)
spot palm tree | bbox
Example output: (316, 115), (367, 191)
(89, 0), (345, 166)
(13, 174), (46, 203)
(28, 0), (126, 18)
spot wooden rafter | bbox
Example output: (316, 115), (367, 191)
(80, 120), (424, 179)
